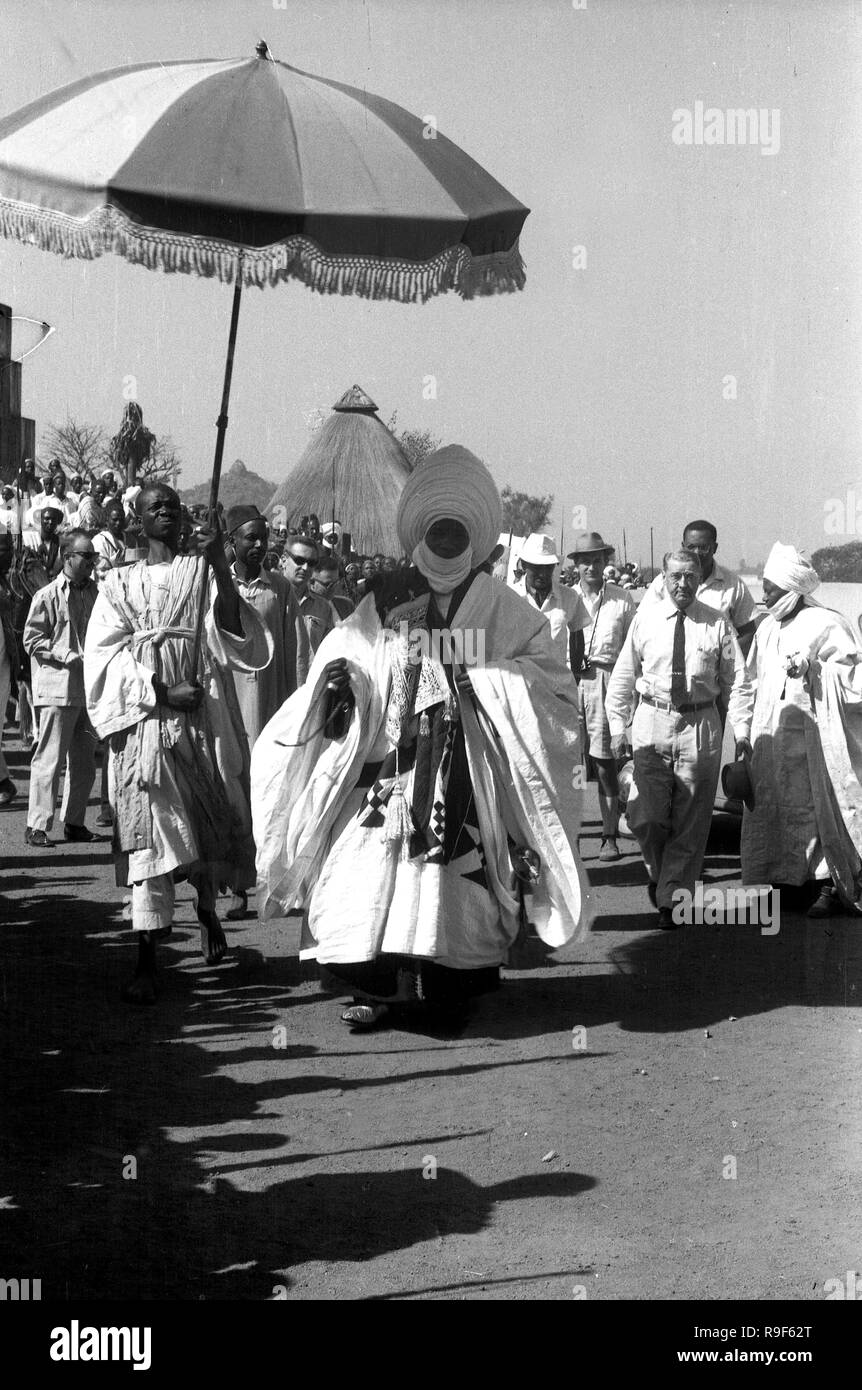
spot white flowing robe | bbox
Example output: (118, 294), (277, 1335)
(84, 555), (272, 890)
(735, 600), (862, 899)
(252, 576), (593, 969)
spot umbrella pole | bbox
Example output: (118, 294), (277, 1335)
(190, 272), (244, 676)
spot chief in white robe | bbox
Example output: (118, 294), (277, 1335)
(735, 543), (862, 913)
(252, 447), (592, 1029)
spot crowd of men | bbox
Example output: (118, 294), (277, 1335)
(2, 450), (861, 1024)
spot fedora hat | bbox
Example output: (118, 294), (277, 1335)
(519, 532), (560, 566)
(568, 530), (615, 559)
(721, 758), (755, 811)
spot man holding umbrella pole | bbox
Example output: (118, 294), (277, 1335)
(84, 483), (273, 1004)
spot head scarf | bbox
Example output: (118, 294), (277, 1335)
(396, 445), (502, 594)
(763, 542), (820, 620)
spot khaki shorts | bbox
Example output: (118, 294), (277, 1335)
(577, 662), (613, 760)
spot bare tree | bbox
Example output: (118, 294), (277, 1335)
(139, 435), (182, 487)
(40, 418), (108, 480)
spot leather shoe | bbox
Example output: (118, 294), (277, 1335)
(0, 778), (17, 806)
(657, 906), (680, 930)
(64, 824), (95, 843)
(25, 827), (50, 848)
(599, 837), (621, 862)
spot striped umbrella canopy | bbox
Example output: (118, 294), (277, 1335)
(0, 42), (529, 300)
(0, 41), (529, 664)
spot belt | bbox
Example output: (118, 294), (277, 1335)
(641, 693), (716, 715)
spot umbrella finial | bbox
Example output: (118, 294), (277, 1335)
(255, 40), (270, 60)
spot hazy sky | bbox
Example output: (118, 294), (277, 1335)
(1, 0), (859, 565)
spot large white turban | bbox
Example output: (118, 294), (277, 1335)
(763, 542), (820, 596)
(396, 445), (502, 566)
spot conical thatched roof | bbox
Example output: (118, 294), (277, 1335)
(267, 386), (412, 556)
(181, 458), (276, 512)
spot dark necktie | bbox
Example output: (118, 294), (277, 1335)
(671, 609), (687, 704)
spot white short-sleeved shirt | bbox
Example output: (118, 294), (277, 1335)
(511, 576), (589, 665)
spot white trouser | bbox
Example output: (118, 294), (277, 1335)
(626, 701), (722, 910)
(131, 874), (176, 933)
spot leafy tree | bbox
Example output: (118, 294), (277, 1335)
(500, 485), (554, 538)
(40, 418), (107, 480)
(811, 541), (862, 582)
(385, 411), (441, 471)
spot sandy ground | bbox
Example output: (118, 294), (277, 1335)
(1, 736), (860, 1302)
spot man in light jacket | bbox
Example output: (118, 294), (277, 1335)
(23, 529), (99, 847)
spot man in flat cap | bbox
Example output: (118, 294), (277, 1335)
(568, 531), (636, 861)
(252, 445), (593, 1034)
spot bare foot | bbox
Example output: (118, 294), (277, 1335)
(121, 971), (157, 1005)
(197, 909), (228, 965)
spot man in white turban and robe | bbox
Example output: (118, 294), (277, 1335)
(734, 542), (862, 916)
(252, 446), (592, 1032)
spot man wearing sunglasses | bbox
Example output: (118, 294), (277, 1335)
(310, 555), (354, 620)
(282, 535), (338, 655)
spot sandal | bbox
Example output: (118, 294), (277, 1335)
(340, 1002), (390, 1031)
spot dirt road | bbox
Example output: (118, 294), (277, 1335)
(1, 739), (860, 1301)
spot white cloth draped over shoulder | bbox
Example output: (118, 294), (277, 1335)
(252, 578), (593, 959)
(84, 555), (273, 886)
(736, 600), (862, 900)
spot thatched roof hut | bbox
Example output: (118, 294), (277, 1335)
(267, 386), (412, 556)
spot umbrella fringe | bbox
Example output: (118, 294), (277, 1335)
(0, 197), (526, 301)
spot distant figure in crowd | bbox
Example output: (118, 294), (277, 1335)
(23, 530), (99, 847)
(227, 503), (310, 741)
(93, 499), (129, 576)
(606, 550), (751, 927)
(569, 530), (636, 861)
(75, 480), (107, 535)
(282, 534), (337, 655)
(84, 483), (272, 1004)
(1, 485), (21, 534)
(311, 554), (355, 620)
(510, 532), (588, 677)
(0, 533), (19, 805)
(642, 519), (756, 660)
(45, 470), (77, 526)
(735, 543), (862, 917)
(23, 505), (64, 577)
(253, 446), (592, 1033)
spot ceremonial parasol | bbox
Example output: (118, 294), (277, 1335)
(0, 40), (529, 664)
